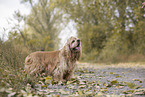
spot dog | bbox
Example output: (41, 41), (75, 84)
(24, 36), (81, 81)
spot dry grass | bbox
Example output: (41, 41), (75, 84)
(0, 40), (36, 94)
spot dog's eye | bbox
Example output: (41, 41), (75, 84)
(72, 40), (75, 43)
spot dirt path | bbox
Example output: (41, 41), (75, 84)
(75, 63), (145, 96)
(32, 63), (145, 96)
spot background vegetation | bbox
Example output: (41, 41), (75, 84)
(54, 0), (145, 62)
(0, 0), (145, 96)
(2, 0), (145, 62)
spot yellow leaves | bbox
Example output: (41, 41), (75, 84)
(41, 85), (47, 88)
(41, 76), (53, 85)
(66, 81), (71, 85)
(132, 79), (143, 83)
(110, 79), (118, 85)
(125, 82), (141, 89)
(110, 72), (113, 74)
(77, 89), (83, 95)
(97, 92), (103, 96)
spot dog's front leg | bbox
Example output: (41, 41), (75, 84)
(63, 70), (74, 81)
(53, 68), (65, 81)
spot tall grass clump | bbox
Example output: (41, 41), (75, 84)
(0, 39), (36, 96)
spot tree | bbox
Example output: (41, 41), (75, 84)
(52, 0), (145, 62)
(51, 0), (114, 60)
(6, 10), (28, 47)
(21, 0), (63, 51)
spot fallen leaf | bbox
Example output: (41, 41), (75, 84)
(66, 81), (72, 84)
(125, 82), (141, 89)
(78, 89), (83, 95)
(134, 88), (145, 95)
(122, 90), (134, 94)
(132, 79), (140, 81)
(8, 92), (16, 97)
(110, 79), (118, 85)
(45, 76), (53, 80)
(110, 72), (113, 74)
(116, 85), (124, 89)
(97, 92), (103, 96)
(41, 85), (47, 88)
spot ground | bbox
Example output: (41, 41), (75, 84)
(1, 63), (145, 97)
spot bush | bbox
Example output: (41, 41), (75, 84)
(0, 39), (35, 92)
(98, 34), (145, 63)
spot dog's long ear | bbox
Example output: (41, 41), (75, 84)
(60, 40), (71, 57)
(65, 41), (70, 52)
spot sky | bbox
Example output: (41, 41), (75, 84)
(0, 0), (30, 40)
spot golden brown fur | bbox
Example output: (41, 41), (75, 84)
(24, 36), (81, 81)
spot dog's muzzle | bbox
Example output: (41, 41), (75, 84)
(73, 39), (81, 51)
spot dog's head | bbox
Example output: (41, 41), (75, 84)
(68, 36), (81, 52)
(62, 36), (82, 60)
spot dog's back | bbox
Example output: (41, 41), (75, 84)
(24, 51), (60, 76)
